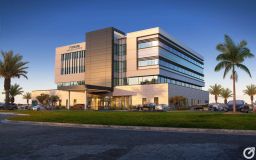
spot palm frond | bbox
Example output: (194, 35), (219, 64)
(236, 64), (252, 77)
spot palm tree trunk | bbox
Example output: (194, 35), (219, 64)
(232, 68), (236, 112)
(215, 95), (217, 103)
(4, 78), (11, 105)
(251, 96), (253, 109)
(11, 97), (15, 104)
(27, 99), (29, 105)
(224, 99), (227, 104)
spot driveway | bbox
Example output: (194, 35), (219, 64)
(0, 114), (255, 160)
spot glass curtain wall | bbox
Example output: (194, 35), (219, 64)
(137, 37), (204, 81)
(113, 31), (127, 86)
(61, 50), (86, 75)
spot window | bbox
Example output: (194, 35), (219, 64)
(127, 76), (202, 90)
(138, 59), (159, 67)
(159, 60), (203, 80)
(138, 40), (159, 49)
(57, 81), (85, 87)
(60, 50), (86, 75)
(159, 48), (203, 74)
(154, 97), (159, 105)
(142, 98), (147, 105)
(138, 38), (204, 68)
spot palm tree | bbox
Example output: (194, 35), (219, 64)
(49, 95), (59, 109)
(215, 35), (254, 112)
(208, 84), (222, 103)
(220, 88), (232, 104)
(23, 92), (31, 105)
(9, 84), (23, 104)
(0, 51), (28, 105)
(243, 84), (256, 108)
(36, 94), (50, 106)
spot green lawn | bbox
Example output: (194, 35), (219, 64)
(4, 110), (256, 130)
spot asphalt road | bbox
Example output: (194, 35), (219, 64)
(0, 114), (256, 160)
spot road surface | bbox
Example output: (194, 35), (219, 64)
(0, 114), (255, 160)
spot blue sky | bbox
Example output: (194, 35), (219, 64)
(0, 0), (256, 103)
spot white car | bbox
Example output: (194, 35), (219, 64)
(155, 104), (170, 111)
(208, 103), (228, 112)
(32, 105), (45, 111)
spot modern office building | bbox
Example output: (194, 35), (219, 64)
(32, 27), (209, 110)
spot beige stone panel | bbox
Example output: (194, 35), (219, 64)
(56, 42), (86, 54)
(126, 68), (160, 77)
(55, 42), (86, 84)
(138, 47), (159, 58)
(138, 34), (159, 41)
(126, 28), (162, 78)
(127, 27), (160, 38)
(138, 65), (159, 70)
(113, 84), (169, 105)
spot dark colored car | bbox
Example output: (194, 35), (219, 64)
(143, 103), (156, 111)
(227, 100), (250, 112)
(0, 103), (18, 110)
(136, 103), (156, 111)
(0, 103), (5, 110)
(71, 104), (85, 110)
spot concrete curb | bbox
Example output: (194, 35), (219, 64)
(0, 112), (29, 116)
(2, 119), (256, 136)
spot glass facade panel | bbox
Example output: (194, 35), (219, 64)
(159, 48), (203, 74)
(127, 75), (202, 90)
(113, 31), (127, 86)
(159, 60), (203, 80)
(57, 81), (85, 87)
(137, 37), (204, 87)
(138, 40), (159, 49)
(138, 39), (203, 67)
(61, 50), (86, 75)
(138, 59), (159, 67)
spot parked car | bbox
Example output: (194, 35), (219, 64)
(32, 105), (45, 111)
(227, 100), (250, 112)
(0, 103), (18, 110)
(155, 104), (170, 111)
(136, 103), (156, 111)
(191, 105), (204, 111)
(0, 103), (5, 110)
(208, 103), (228, 112)
(143, 103), (156, 111)
(71, 104), (85, 110)
(18, 104), (29, 110)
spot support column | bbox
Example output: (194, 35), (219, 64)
(84, 90), (87, 110)
(68, 90), (70, 110)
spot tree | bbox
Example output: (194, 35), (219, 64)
(9, 83), (23, 104)
(215, 35), (254, 112)
(49, 95), (59, 108)
(0, 51), (28, 105)
(220, 88), (232, 104)
(36, 94), (50, 106)
(23, 92), (31, 105)
(208, 84), (222, 103)
(243, 84), (256, 108)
